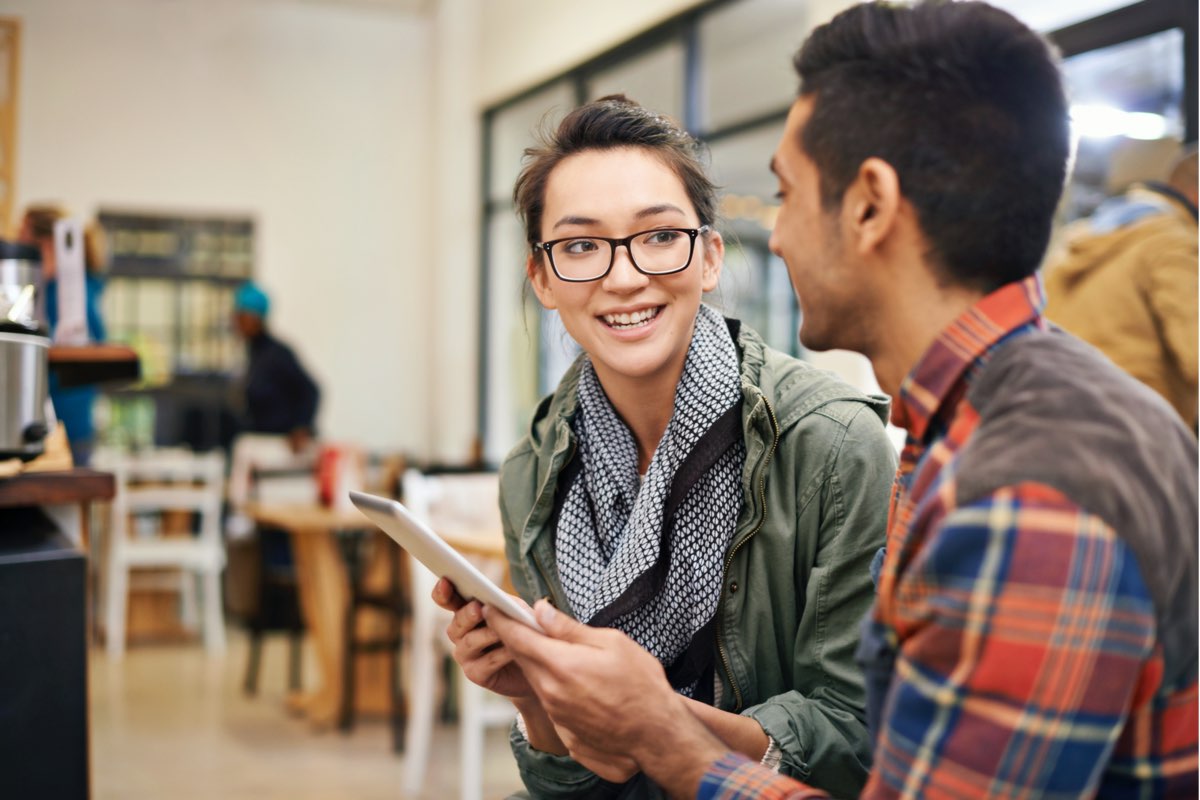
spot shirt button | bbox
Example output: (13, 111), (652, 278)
(729, 582), (739, 594)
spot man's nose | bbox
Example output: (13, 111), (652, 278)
(767, 228), (782, 257)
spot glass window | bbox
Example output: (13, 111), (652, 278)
(488, 81), (576, 204)
(1060, 29), (1186, 221)
(986, 0), (1133, 33)
(707, 120), (799, 355)
(538, 308), (580, 397)
(698, 0), (806, 132)
(482, 211), (542, 463)
(587, 41), (685, 121)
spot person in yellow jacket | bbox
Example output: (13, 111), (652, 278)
(1044, 148), (1198, 428)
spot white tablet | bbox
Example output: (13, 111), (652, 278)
(348, 490), (544, 632)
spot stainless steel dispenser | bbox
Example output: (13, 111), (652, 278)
(0, 240), (50, 461)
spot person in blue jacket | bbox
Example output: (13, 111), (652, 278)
(20, 206), (107, 466)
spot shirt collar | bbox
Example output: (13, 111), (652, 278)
(892, 275), (1046, 441)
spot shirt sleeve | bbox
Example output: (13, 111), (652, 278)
(698, 753), (829, 800)
(863, 482), (1158, 799)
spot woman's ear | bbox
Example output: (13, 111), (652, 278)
(844, 157), (900, 256)
(527, 253), (557, 309)
(699, 229), (725, 293)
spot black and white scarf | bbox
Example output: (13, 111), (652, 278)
(555, 304), (746, 698)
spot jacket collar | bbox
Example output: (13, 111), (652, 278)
(892, 275), (1046, 442)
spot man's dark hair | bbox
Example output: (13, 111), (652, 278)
(794, 1), (1070, 291)
(513, 94), (717, 252)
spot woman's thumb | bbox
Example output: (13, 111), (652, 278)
(534, 600), (592, 642)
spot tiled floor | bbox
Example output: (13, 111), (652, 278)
(89, 630), (524, 799)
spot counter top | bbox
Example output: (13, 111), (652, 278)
(48, 344), (140, 388)
(0, 468), (115, 509)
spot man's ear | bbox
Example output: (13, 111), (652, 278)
(699, 229), (725, 293)
(844, 157), (901, 256)
(527, 254), (557, 309)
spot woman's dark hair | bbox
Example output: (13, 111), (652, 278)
(513, 95), (717, 252)
(793, 1), (1071, 291)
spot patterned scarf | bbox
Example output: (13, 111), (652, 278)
(556, 304), (746, 697)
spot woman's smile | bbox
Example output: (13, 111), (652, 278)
(598, 304), (663, 331)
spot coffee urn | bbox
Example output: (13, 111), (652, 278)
(0, 240), (50, 461)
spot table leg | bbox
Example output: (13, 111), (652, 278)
(287, 529), (349, 729)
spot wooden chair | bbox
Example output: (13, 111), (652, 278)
(237, 463), (315, 696)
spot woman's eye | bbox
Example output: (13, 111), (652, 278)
(643, 230), (682, 246)
(563, 239), (600, 255)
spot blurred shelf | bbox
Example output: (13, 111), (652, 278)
(47, 344), (141, 388)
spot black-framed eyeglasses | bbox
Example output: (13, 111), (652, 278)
(534, 225), (710, 283)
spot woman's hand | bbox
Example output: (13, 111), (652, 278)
(432, 577), (535, 700)
(432, 578), (568, 755)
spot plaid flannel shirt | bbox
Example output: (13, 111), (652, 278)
(698, 277), (1198, 799)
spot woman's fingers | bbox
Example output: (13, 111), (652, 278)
(431, 577), (467, 611)
(453, 619), (502, 660)
(445, 599), (486, 641)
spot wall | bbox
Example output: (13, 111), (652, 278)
(6, 0), (433, 453)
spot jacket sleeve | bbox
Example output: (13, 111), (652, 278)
(498, 455), (619, 799)
(743, 404), (895, 798)
(1140, 232), (1198, 388)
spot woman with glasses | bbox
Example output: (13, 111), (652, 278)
(434, 95), (896, 798)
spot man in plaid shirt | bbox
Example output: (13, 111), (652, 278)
(483, 1), (1198, 797)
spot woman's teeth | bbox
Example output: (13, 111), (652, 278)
(603, 307), (660, 329)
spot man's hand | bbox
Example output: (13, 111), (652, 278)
(486, 600), (730, 797)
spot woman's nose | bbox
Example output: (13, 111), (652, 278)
(602, 244), (648, 291)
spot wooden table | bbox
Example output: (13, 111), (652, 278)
(244, 503), (511, 731)
(244, 502), (380, 728)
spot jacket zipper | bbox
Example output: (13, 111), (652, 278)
(715, 396), (780, 711)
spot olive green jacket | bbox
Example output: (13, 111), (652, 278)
(500, 322), (896, 799)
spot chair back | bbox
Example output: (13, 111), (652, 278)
(98, 448), (226, 555)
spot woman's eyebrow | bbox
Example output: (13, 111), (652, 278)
(551, 204), (687, 232)
(635, 204), (687, 220)
(552, 215), (600, 230)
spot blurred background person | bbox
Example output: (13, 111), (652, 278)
(226, 281), (321, 533)
(18, 204), (109, 466)
(1044, 146), (1198, 429)
(232, 281), (320, 452)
